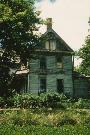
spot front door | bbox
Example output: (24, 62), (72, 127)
(57, 79), (63, 93)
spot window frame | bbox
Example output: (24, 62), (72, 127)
(56, 56), (63, 69)
(40, 78), (46, 93)
(40, 56), (46, 69)
(45, 40), (56, 51)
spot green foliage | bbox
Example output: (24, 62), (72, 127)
(11, 111), (39, 126)
(0, 107), (90, 134)
(1, 93), (90, 109)
(84, 117), (90, 125)
(13, 94), (41, 108)
(13, 93), (65, 109)
(57, 116), (77, 126)
(78, 37), (90, 76)
(0, 0), (41, 96)
(40, 92), (66, 109)
(0, 123), (90, 135)
(0, 97), (5, 107)
(0, 93), (66, 109)
(74, 98), (90, 109)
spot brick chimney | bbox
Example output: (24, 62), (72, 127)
(47, 18), (52, 30)
(88, 17), (90, 38)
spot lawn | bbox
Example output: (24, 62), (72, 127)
(0, 93), (90, 134)
(0, 108), (90, 135)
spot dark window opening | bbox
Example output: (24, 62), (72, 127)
(11, 75), (28, 93)
(40, 57), (46, 69)
(56, 56), (63, 69)
(57, 79), (63, 93)
(40, 78), (46, 93)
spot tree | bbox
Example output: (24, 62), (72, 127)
(0, 0), (41, 96)
(78, 37), (90, 76)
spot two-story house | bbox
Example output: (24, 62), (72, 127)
(16, 18), (90, 98)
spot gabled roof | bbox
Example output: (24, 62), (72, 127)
(41, 28), (74, 52)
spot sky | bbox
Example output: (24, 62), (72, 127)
(36, 0), (90, 51)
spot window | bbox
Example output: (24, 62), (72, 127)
(57, 79), (63, 93)
(45, 40), (56, 50)
(56, 56), (63, 69)
(40, 56), (46, 69)
(40, 78), (46, 92)
(45, 41), (49, 50)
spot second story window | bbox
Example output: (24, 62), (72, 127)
(56, 56), (63, 69)
(40, 56), (46, 69)
(45, 40), (56, 51)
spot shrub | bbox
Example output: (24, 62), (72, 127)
(84, 117), (90, 125)
(40, 92), (65, 109)
(11, 113), (39, 126)
(0, 97), (5, 108)
(12, 93), (66, 109)
(57, 116), (77, 126)
(0, 92), (68, 109)
(13, 94), (41, 108)
(74, 98), (90, 109)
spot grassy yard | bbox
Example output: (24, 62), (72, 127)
(0, 108), (90, 135)
(0, 93), (90, 134)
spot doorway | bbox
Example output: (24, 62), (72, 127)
(57, 79), (64, 93)
(40, 78), (46, 93)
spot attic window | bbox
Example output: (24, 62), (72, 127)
(56, 56), (63, 69)
(45, 40), (56, 50)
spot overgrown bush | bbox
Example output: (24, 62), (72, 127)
(74, 98), (90, 109)
(57, 116), (77, 126)
(0, 97), (5, 108)
(11, 112), (39, 126)
(6, 92), (65, 109)
(0, 97), (15, 108)
(1, 92), (90, 109)
(84, 117), (90, 125)
(13, 94), (41, 108)
(40, 92), (65, 109)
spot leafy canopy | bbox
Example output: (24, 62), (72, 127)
(0, 0), (41, 96)
(78, 37), (90, 76)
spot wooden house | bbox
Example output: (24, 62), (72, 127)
(17, 18), (90, 98)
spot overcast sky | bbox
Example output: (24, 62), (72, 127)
(36, 0), (90, 51)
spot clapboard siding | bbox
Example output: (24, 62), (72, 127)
(74, 79), (89, 98)
(47, 75), (57, 92)
(30, 59), (39, 71)
(27, 54), (74, 96)
(29, 74), (39, 94)
(47, 56), (56, 70)
(63, 56), (72, 72)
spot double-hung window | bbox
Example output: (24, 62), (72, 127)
(56, 56), (63, 69)
(45, 40), (56, 51)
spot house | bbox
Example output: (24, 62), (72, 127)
(16, 18), (90, 98)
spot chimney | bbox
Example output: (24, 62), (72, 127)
(88, 17), (90, 38)
(47, 18), (52, 30)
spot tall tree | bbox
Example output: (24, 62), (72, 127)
(78, 37), (90, 76)
(0, 0), (41, 96)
